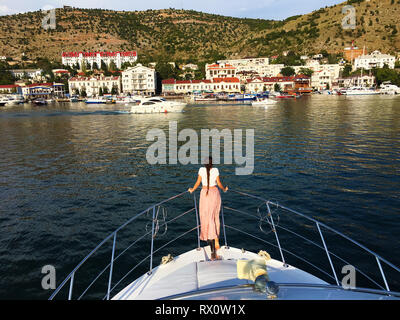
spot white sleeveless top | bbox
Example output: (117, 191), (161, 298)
(198, 167), (219, 187)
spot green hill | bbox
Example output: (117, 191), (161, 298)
(0, 0), (399, 64)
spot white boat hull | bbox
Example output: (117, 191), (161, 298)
(252, 99), (278, 106)
(130, 102), (186, 114)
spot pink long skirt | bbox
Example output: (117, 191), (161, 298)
(199, 187), (221, 241)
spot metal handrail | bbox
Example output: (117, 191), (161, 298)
(49, 191), (189, 300)
(49, 189), (400, 300)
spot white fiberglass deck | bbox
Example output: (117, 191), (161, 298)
(112, 246), (398, 300)
(112, 246), (326, 300)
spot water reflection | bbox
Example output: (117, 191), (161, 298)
(0, 96), (399, 298)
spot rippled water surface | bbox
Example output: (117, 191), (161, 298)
(0, 96), (399, 299)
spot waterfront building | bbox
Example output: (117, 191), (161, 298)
(354, 50), (396, 70)
(337, 75), (376, 88)
(162, 77), (241, 94)
(216, 57), (283, 79)
(246, 75), (311, 94)
(21, 82), (65, 99)
(68, 75), (121, 97)
(205, 63), (236, 80)
(61, 51), (137, 69)
(121, 64), (157, 96)
(0, 84), (21, 94)
(311, 70), (335, 91)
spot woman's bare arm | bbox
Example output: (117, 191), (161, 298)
(216, 176), (228, 192)
(188, 175), (202, 194)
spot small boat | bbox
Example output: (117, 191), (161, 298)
(275, 94), (296, 99)
(251, 98), (278, 106)
(85, 97), (107, 104)
(130, 97), (186, 114)
(32, 98), (47, 106)
(379, 82), (400, 95)
(228, 94), (257, 101)
(69, 96), (79, 102)
(56, 98), (70, 103)
(194, 94), (218, 102)
(342, 87), (379, 96)
(115, 96), (142, 104)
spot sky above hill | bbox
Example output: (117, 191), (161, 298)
(0, 0), (345, 19)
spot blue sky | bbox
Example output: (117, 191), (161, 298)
(0, 0), (345, 19)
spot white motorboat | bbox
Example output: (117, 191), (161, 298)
(130, 97), (186, 114)
(251, 98), (278, 107)
(379, 82), (400, 95)
(2, 95), (24, 105)
(49, 190), (400, 301)
(85, 97), (107, 104)
(342, 87), (379, 96)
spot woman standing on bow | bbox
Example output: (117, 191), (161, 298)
(188, 157), (228, 260)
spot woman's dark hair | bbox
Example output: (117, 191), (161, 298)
(205, 156), (213, 195)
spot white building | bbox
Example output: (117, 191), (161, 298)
(311, 70), (334, 91)
(181, 63), (199, 71)
(162, 77), (241, 94)
(21, 82), (65, 98)
(10, 69), (43, 81)
(292, 62), (342, 90)
(62, 51), (137, 69)
(337, 75), (376, 88)
(205, 63), (236, 80)
(68, 75), (121, 97)
(121, 64), (157, 96)
(354, 51), (396, 70)
(216, 57), (282, 79)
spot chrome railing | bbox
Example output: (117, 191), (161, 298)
(49, 189), (400, 300)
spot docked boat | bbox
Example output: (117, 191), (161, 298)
(251, 98), (278, 106)
(228, 94), (257, 101)
(130, 97), (187, 114)
(116, 96), (142, 104)
(194, 94), (218, 102)
(275, 94), (297, 99)
(85, 97), (107, 104)
(379, 82), (400, 95)
(32, 98), (47, 106)
(49, 190), (400, 301)
(342, 87), (379, 95)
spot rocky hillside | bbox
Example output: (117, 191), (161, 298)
(0, 0), (399, 63)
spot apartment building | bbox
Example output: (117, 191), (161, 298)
(121, 64), (157, 95)
(62, 51), (137, 69)
(354, 50), (396, 70)
(68, 75), (121, 97)
(162, 77), (241, 94)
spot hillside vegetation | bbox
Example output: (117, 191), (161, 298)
(0, 0), (399, 63)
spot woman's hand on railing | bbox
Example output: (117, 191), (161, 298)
(224, 186), (229, 193)
(188, 188), (195, 194)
